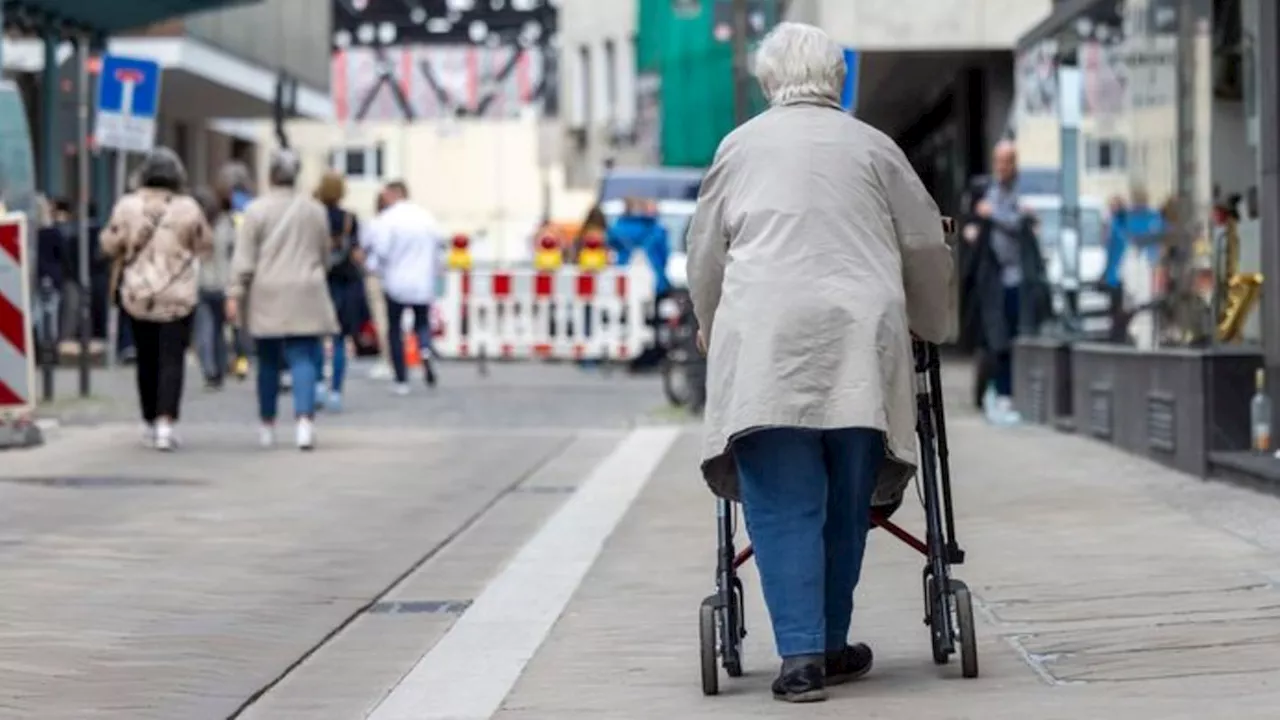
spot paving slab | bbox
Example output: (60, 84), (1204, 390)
(0, 423), (596, 720)
(489, 393), (1280, 718)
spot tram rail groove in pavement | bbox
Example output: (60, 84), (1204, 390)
(226, 434), (577, 719)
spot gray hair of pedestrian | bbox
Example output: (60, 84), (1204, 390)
(216, 161), (253, 194)
(753, 22), (846, 107)
(134, 146), (188, 193)
(268, 148), (301, 187)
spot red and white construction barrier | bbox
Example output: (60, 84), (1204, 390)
(433, 260), (656, 361)
(0, 213), (34, 414)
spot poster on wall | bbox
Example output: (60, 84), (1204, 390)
(1016, 39), (1059, 119)
(1082, 41), (1127, 124)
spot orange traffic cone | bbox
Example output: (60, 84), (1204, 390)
(406, 333), (422, 368)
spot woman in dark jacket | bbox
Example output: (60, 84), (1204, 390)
(314, 171), (367, 412)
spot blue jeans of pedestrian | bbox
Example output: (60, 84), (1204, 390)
(308, 336), (348, 393)
(732, 427), (885, 658)
(194, 289), (228, 382)
(255, 336), (322, 421)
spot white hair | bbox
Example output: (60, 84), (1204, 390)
(268, 147), (301, 187)
(753, 22), (846, 106)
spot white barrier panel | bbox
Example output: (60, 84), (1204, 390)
(433, 261), (656, 361)
(0, 213), (33, 414)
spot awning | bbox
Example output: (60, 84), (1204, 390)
(1, 0), (258, 34)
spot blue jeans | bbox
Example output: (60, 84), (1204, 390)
(309, 336), (348, 393)
(194, 290), (228, 382)
(255, 336), (322, 421)
(733, 427), (885, 658)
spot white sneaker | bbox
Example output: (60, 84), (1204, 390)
(296, 418), (315, 451)
(369, 363), (393, 380)
(258, 424), (276, 448)
(392, 383), (411, 397)
(988, 396), (1022, 426)
(326, 391), (343, 413)
(142, 424), (156, 449)
(155, 421), (176, 452)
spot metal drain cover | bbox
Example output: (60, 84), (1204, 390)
(367, 600), (472, 615)
(0, 476), (205, 489)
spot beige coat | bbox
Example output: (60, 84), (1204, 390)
(228, 188), (338, 338)
(687, 97), (955, 505)
(101, 188), (212, 322)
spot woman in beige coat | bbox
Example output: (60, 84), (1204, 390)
(226, 148), (338, 450)
(686, 23), (954, 702)
(100, 147), (212, 451)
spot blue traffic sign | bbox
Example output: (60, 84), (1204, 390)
(95, 54), (162, 153)
(97, 55), (161, 118)
(841, 48), (860, 115)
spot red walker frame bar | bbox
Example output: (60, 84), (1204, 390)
(732, 509), (926, 570)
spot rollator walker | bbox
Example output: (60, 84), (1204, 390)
(699, 218), (978, 695)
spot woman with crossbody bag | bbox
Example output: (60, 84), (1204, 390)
(100, 147), (213, 451)
(226, 148), (339, 450)
(314, 171), (366, 412)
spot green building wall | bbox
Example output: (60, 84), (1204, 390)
(636, 0), (768, 168)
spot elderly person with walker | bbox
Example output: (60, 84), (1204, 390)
(688, 23), (955, 703)
(226, 149), (339, 450)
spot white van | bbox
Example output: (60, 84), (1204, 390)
(1022, 194), (1112, 336)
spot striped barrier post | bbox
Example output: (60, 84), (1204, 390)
(0, 213), (39, 447)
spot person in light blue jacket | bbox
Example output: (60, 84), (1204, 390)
(607, 198), (671, 296)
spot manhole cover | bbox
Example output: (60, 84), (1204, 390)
(367, 600), (472, 615)
(0, 476), (205, 489)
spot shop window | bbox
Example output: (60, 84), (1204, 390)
(329, 143), (385, 181)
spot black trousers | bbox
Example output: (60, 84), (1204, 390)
(131, 313), (193, 422)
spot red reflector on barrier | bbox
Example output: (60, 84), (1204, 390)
(535, 273), (554, 297)
(576, 274), (595, 297)
(493, 273), (512, 297)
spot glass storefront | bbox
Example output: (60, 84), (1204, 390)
(1012, 0), (1276, 477)
(1015, 0), (1226, 350)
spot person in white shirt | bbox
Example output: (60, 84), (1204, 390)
(363, 180), (444, 394)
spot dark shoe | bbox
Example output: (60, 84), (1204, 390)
(825, 643), (874, 685)
(771, 662), (826, 703)
(424, 360), (437, 387)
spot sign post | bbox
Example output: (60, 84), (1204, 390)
(841, 48), (860, 114)
(94, 53), (162, 370)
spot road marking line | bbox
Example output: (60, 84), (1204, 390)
(366, 426), (681, 720)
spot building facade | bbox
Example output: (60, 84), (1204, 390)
(4, 0), (334, 198)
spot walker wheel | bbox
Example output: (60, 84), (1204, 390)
(700, 601), (719, 695)
(953, 582), (980, 678)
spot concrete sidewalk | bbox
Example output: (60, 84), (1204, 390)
(490, 400), (1280, 717)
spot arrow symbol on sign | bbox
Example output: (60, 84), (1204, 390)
(115, 68), (145, 120)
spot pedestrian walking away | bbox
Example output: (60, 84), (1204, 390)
(363, 180), (444, 395)
(967, 141), (1049, 425)
(686, 22), (954, 703)
(226, 148), (339, 451)
(192, 184), (235, 389)
(99, 147), (213, 451)
(315, 171), (369, 413)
